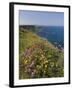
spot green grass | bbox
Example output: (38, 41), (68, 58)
(19, 28), (64, 79)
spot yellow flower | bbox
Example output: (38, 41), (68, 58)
(24, 60), (28, 64)
(44, 60), (48, 64)
(41, 54), (44, 58)
(45, 61), (48, 63)
(45, 65), (47, 68)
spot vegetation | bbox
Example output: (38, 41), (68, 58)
(19, 27), (64, 79)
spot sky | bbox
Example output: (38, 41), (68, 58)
(19, 10), (64, 26)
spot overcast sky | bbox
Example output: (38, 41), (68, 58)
(19, 10), (64, 26)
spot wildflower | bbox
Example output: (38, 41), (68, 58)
(24, 60), (28, 64)
(45, 61), (48, 63)
(45, 65), (47, 68)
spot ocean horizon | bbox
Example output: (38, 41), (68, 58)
(35, 26), (64, 48)
(19, 25), (64, 48)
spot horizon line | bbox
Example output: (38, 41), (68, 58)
(19, 24), (64, 27)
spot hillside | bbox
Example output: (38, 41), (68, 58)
(19, 28), (64, 79)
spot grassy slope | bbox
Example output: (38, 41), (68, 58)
(19, 29), (64, 79)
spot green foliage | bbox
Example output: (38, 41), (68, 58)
(19, 28), (64, 79)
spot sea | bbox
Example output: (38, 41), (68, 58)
(36, 26), (64, 48)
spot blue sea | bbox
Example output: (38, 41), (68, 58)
(36, 26), (64, 48)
